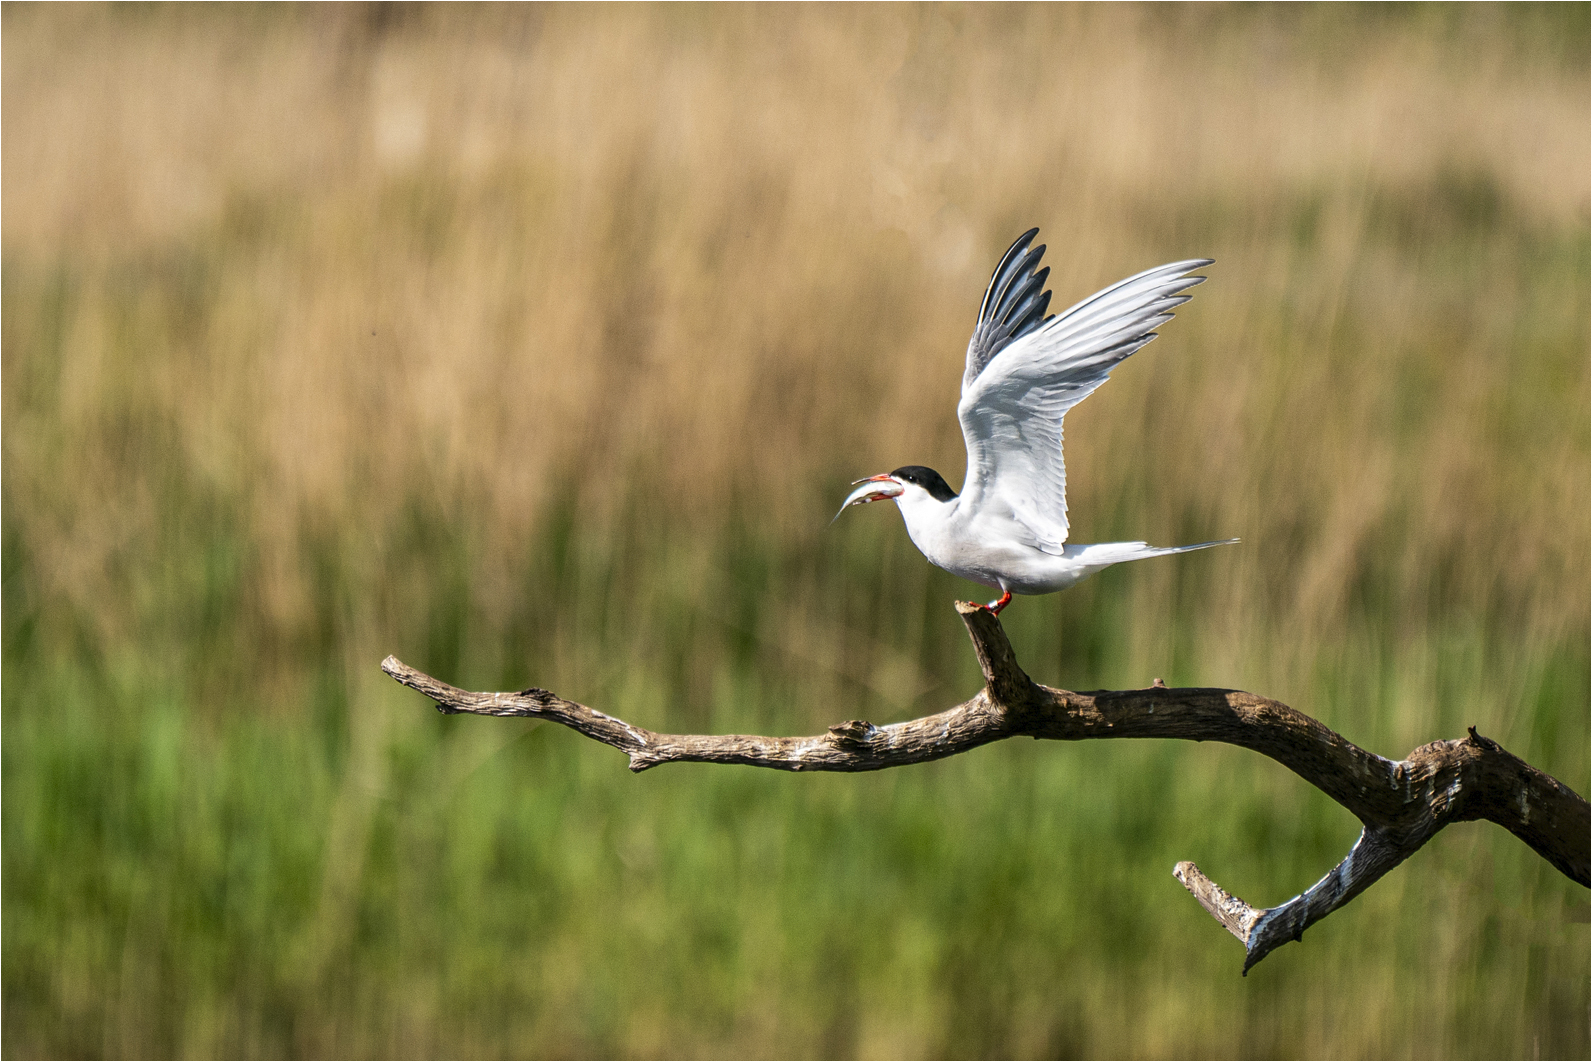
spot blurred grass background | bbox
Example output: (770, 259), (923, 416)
(3, 3), (1588, 1057)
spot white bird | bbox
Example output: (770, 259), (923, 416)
(836, 228), (1236, 614)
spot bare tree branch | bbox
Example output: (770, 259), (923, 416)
(382, 601), (1589, 972)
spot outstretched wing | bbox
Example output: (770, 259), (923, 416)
(958, 238), (1212, 554)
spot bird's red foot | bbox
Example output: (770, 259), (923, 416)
(984, 590), (1012, 615)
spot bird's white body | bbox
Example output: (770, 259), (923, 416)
(894, 482), (1213, 595)
(838, 229), (1234, 611)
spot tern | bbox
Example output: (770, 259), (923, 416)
(836, 228), (1236, 614)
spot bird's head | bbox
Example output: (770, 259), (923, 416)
(833, 466), (957, 522)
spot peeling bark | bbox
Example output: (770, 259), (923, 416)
(382, 601), (1589, 972)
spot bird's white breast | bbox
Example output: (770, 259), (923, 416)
(893, 491), (1093, 595)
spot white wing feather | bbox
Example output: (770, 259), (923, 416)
(957, 258), (1212, 555)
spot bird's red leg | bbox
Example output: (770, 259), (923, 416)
(985, 590), (1012, 614)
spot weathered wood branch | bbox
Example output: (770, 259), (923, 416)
(382, 601), (1589, 973)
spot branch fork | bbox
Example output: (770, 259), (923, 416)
(382, 601), (1588, 972)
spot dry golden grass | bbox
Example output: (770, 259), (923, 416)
(4, 5), (1587, 653)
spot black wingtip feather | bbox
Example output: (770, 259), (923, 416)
(1004, 283), (1051, 344)
(994, 248), (1045, 317)
(999, 261), (1047, 314)
(991, 252), (1044, 318)
(1021, 288), (1052, 335)
(981, 229), (1042, 318)
(965, 228), (1058, 382)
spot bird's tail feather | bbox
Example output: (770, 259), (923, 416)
(1070, 538), (1239, 566)
(1142, 537), (1240, 557)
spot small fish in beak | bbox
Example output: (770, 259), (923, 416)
(832, 474), (905, 524)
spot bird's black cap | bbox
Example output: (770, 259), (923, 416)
(889, 466), (958, 503)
